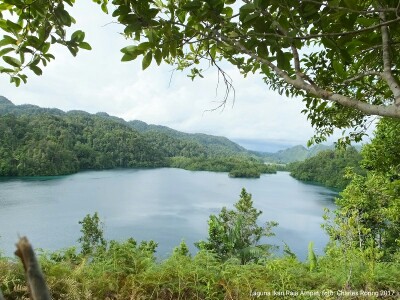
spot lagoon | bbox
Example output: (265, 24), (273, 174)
(0, 169), (337, 259)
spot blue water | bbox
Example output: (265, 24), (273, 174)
(0, 169), (337, 259)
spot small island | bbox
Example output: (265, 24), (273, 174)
(228, 169), (261, 178)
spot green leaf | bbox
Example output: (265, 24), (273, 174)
(261, 64), (270, 75)
(41, 42), (51, 53)
(321, 37), (337, 50)
(257, 45), (268, 58)
(43, 53), (55, 60)
(316, 101), (328, 112)
(332, 60), (345, 78)
(240, 3), (255, 13)
(3, 55), (21, 67)
(0, 47), (14, 57)
(154, 48), (162, 65)
(71, 30), (85, 43)
(0, 67), (14, 73)
(0, 3), (13, 10)
(343, 0), (357, 9)
(29, 65), (42, 75)
(339, 49), (351, 64)
(121, 45), (137, 54)
(276, 50), (285, 69)
(67, 45), (78, 57)
(210, 44), (217, 60)
(170, 41), (177, 58)
(146, 30), (158, 44)
(183, 1), (202, 10)
(162, 43), (169, 58)
(5, 20), (22, 33)
(0, 35), (16, 47)
(142, 51), (152, 70)
(243, 13), (258, 24)
(177, 11), (186, 23)
(137, 42), (151, 51)
(18, 73), (27, 83)
(222, 7), (233, 17)
(55, 7), (72, 26)
(10, 76), (21, 86)
(121, 53), (136, 62)
(101, 2), (108, 13)
(79, 42), (92, 50)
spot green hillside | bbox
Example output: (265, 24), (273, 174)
(128, 120), (248, 156)
(288, 147), (365, 189)
(256, 144), (335, 163)
(0, 97), (270, 177)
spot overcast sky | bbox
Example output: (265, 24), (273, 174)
(0, 1), (341, 152)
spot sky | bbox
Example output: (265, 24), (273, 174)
(0, 1), (340, 152)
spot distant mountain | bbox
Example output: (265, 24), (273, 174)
(0, 96), (342, 164)
(0, 96), (248, 158)
(0, 96), (65, 116)
(128, 120), (247, 156)
(255, 144), (335, 163)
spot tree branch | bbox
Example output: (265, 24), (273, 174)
(301, 0), (397, 14)
(343, 71), (382, 84)
(243, 0), (304, 80)
(217, 33), (400, 118)
(380, 11), (400, 105)
(15, 237), (51, 300)
(246, 17), (400, 40)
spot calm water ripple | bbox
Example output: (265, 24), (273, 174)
(0, 169), (337, 259)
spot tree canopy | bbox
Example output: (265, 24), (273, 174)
(2, 0), (400, 142)
(288, 146), (364, 189)
(324, 117), (400, 260)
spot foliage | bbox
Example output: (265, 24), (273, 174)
(170, 156), (276, 178)
(0, 113), (167, 176)
(257, 144), (334, 164)
(129, 120), (248, 157)
(173, 240), (190, 257)
(361, 118), (400, 179)
(289, 147), (364, 189)
(196, 188), (278, 264)
(3, 1), (400, 143)
(0, 0), (105, 86)
(228, 168), (261, 178)
(78, 212), (107, 255)
(1, 238), (400, 299)
(0, 98), (266, 177)
(307, 242), (317, 272)
(324, 118), (400, 261)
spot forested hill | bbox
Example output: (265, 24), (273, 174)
(0, 96), (269, 176)
(0, 96), (248, 158)
(128, 120), (247, 156)
(253, 144), (335, 163)
(288, 147), (365, 189)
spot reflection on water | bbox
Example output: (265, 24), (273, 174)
(0, 169), (337, 259)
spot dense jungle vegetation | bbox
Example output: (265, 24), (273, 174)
(1, 118), (400, 299)
(0, 97), (270, 178)
(288, 147), (365, 189)
(170, 156), (276, 178)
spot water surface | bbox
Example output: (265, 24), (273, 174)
(0, 169), (337, 259)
